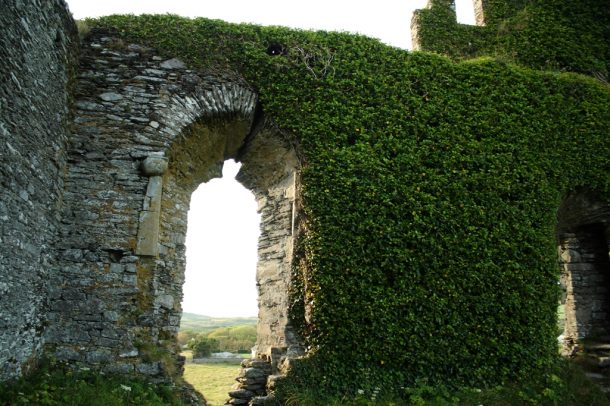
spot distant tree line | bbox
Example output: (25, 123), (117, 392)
(179, 325), (256, 357)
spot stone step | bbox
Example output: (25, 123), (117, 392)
(585, 372), (610, 392)
(597, 356), (610, 368)
(577, 352), (610, 368)
(586, 372), (606, 379)
(583, 341), (610, 352)
(576, 349), (610, 393)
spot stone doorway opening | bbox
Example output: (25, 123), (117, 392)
(48, 30), (305, 400)
(558, 224), (610, 348)
(160, 114), (303, 403)
(180, 159), (260, 405)
(557, 191), (610, 356)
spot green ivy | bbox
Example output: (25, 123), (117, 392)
(88, 10), (610, 400)
(414, 0), (609, 78)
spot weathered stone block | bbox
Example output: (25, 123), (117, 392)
(104, 363), (135, 374)
(136, 210), (160, 256)
(137, 362), (161, 375)
(160, 58), (186, 70)
(228, 389), (254, 399)
(99, 92), (123, 102)
(228, 398), (248, 405)
(239, 367), (267, 379)
(55, 347), (83, 362)
(86, 350), (113, 364)
(141, 157), (168, 177)
(250, 395), (275, 405)
(155, 294), (175, 310)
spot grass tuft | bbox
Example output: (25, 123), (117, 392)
(0, 361), (182, 406)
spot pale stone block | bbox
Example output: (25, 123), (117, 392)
(136, 210), (160, 256)
(141, 156), (168, 176)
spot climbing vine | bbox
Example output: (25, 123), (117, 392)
(414, 0), (609, 79)
(90, 4), (609, 399)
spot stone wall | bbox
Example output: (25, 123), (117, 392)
(43, 28), (303, 379)
(227, 357), (273, 405)
(237, 124), (304, 363)
(0, 0), (78, 381)
(559, 227), (610, 343)
(558, 192), (610, 354)
(0, 1), (304, 386)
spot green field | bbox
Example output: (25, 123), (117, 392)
(184, 363), (241, 406)
(179, 313), (255, 404)
(179, 313), (257, 353)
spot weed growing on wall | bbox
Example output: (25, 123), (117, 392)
(90, 9), (610, 400)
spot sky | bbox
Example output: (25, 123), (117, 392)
(183, 161), (260, 317)
(65, 0), (476, 317)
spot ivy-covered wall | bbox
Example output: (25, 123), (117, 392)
(413, 0), (609, 79)
(90, 8), (609, 398)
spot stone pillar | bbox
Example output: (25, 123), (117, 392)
(136, 156), (168, 256)
(472, 0), (486, 26)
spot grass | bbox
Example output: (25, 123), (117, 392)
(2, 356), (606, 405)
(183, 363), (241, 406)
(0, 362), (182, 406)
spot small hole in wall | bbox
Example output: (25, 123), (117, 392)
(180, 160), (260, 402)
(106, 249), (124, 262)
(266, 43), (285, 56)
(55, 29), (64, 45)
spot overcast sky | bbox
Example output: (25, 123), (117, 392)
(65, 0), (475, 317)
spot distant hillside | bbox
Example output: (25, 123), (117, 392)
(180, 312), (257, 333)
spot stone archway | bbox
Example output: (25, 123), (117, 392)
(557, 191), (610, 355)
(47, 30), (303, 398)
(156, 116), (303, 402)
(157, 115), (304, 363)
